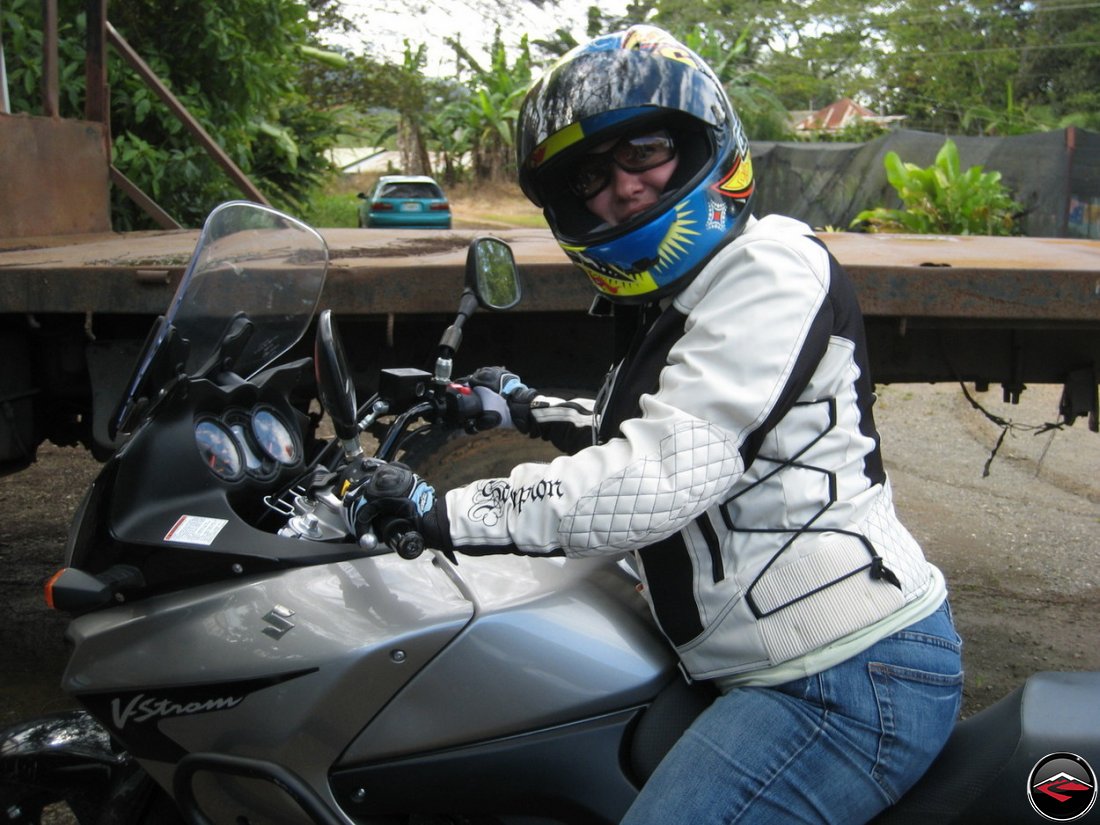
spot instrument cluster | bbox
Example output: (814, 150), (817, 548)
(194, 405), (302, 482)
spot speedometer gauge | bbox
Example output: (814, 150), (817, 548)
(194, 419), (243, 480)
(251, 408), (300, 465)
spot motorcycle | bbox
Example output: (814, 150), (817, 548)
(1, 201), (1097, 825)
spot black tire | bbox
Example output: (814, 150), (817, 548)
(0, 764), (182, 825)
(397, 427), (563, 491)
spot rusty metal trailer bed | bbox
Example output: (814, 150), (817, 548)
(1, 228), (1097, 473)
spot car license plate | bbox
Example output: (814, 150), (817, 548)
(400, 203), (421, 211)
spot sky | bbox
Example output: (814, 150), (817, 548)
(327, 0), (630, 74)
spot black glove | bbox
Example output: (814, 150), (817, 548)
(342, 459), (451, 559)
(465, 366), (539, 433)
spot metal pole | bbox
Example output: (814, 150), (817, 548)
(1, 11), (10, 114)
(109, 165), (182, 229)
(0, 39), (8, 114)
(106, 22), (270, 206)
(85, 0), (108, 124)
(41, 0), (58, 115)
(1062, 125), (1077, 238)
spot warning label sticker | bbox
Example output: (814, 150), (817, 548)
(164, 515), (228, 546)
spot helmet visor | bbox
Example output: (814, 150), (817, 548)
(519, 48), (729, 187)
(566, 130), (677, 200)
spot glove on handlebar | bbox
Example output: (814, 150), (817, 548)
(342, 459), (451, 557)
(465, 366), (539, 433)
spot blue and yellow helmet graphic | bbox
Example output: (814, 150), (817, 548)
(517, 25), (755, 303)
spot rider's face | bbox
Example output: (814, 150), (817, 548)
(568, 131), (679, 227)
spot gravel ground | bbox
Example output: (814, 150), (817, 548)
(0, 382), (1097, 733)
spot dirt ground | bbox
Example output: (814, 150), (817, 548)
(0, 382), (1097, 731)
(874, 382), (1099, 711)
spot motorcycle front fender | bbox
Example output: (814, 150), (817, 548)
(1, 710), (179, 824)
(0, 709), (126, 789)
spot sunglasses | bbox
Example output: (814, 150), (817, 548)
(566, 131), (677, 200)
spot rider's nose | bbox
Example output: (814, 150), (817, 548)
(609, 166), (644, 198)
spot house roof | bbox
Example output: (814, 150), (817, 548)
(795, 98), (882, 132)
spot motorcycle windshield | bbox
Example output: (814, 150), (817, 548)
(116, 202), (328, 433)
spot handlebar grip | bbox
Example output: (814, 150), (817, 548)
(443, 383), (487, 432)
(391, 530), (425, 560)
(373, 514), (425, 559)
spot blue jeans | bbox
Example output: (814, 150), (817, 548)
(622, 601), (963, 825)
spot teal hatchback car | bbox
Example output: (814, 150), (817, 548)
(358, 175), (452, 229)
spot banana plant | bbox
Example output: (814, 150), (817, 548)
(447, 30), (533, 182)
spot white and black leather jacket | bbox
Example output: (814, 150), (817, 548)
(441, 214), (946, 682)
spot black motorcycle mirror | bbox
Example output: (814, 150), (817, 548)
(471, 237), (522, 310)
(434, 237), (522, 382)
(315, 309), (363, 459)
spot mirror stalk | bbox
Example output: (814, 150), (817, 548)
(434, 290), (479, 383)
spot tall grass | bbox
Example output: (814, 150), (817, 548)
(302, 191), (360, 228)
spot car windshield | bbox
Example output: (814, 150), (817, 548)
(380, 182), (444, 199)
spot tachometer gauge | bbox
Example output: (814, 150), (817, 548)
(194, 419), (243, 480)
(251, 408), (300, 466)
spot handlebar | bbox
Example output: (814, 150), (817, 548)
(443, 382), (486, 431)
(368, 515), (425, 560)
(390, 530), (426, 559)
(278, 378), (478, 555)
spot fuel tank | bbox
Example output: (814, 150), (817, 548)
(339, 552), (674, 765)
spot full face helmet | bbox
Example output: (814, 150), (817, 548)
(517, 25), (755, 304)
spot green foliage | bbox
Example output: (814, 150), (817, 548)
(807, 117), (891, 144)
(301, 191), (359, 228)
(529, 27), (580, 61)
(447, 30), (534, 182)
(960, 80), (1053, 136)
(17, 0), (1095, 218)
(4, 0), (343, 229)
(679, 25), (794, 140)
(310, 26), (535, 185)
(853, 139), (1022, 235)
(619, 0), (1100, 139)
(2, 0), (87, 117)
(850, 0), (1100, 136)
(1010, 0), (1100, 131)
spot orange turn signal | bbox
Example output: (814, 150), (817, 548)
(43, 568), (68, 610)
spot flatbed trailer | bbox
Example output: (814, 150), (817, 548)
(1, 228), (1098, 474)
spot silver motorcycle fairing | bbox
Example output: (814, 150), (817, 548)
(59, 544), (674, 824)
(62, 551), (471, 823)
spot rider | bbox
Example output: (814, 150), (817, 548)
(349, 25), (963, 824)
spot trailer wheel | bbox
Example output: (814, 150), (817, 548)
(398, 428), (563, 491)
